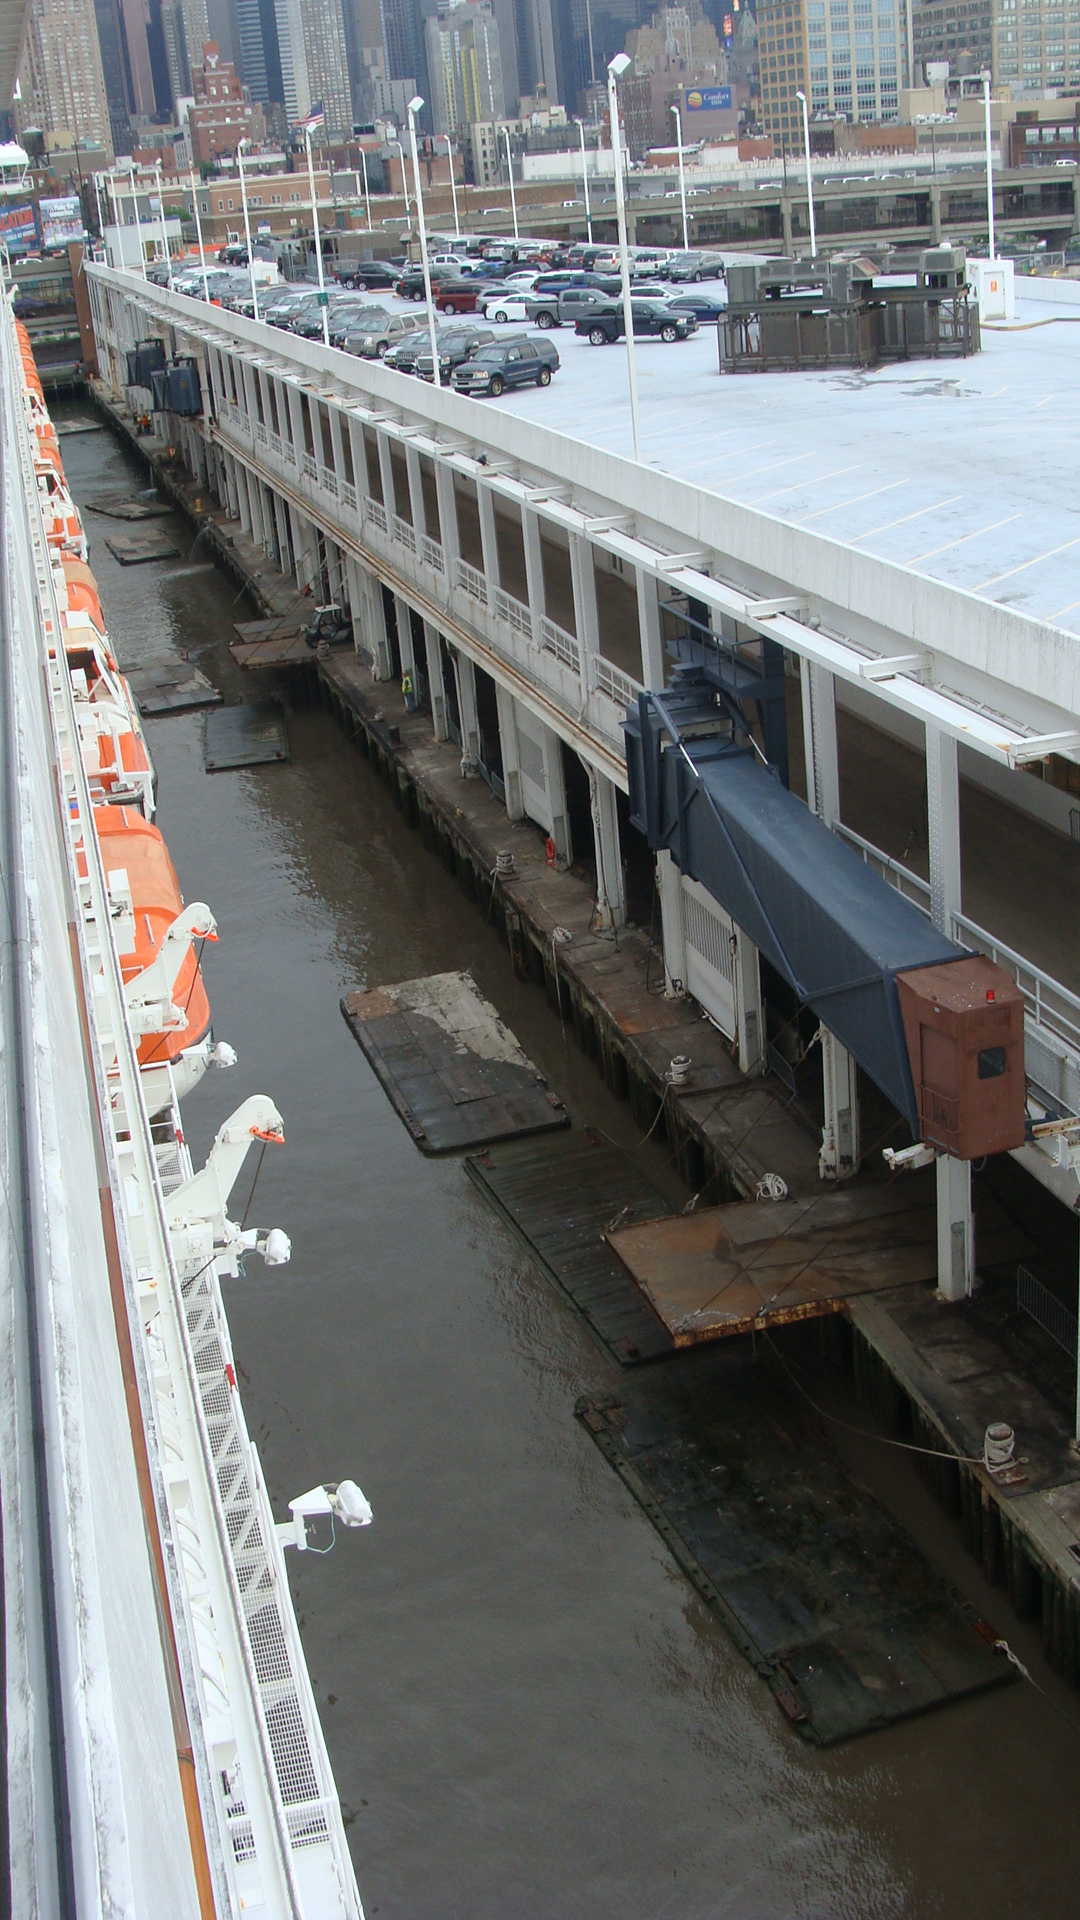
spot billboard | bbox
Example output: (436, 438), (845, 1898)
(685, 86), (733, 111)
(39, 194), (85, 250)
(0, 202), (38, 254)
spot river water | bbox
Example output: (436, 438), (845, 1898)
(61, 412), (1080, 1920)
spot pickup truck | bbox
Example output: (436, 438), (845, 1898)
(576, 300), (697, 345)
(525, 281), (621, 329)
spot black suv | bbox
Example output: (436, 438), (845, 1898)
(452, 338), (559, 396)
(577, 300), (696, 345)
(336, 260), (399, 289)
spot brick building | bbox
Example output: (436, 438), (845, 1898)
(188, 42), (265, 168)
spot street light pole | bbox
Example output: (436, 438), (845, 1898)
(391, 135), (411, 222)
(154, 158), (172, 284)
(237, 137), (259, 319)
(305, 123), (330, 345)
(359, 146), (373, 230)
(607, 53), (641, 463)
(189, 168), (210, 298)
(796, 90), (816, 257)
(408, 96), (441, 388)
(502, 124), (519, 240)
(983, 72), (996, 261)
(575, 116), (593, 242)
(441, 135), (460, 237)
(670, 102), (689, 250)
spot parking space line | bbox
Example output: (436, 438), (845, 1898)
(905, 513), (1022, 565)
(974, 536), (1080, 591)
(794, 479), (908, 524)
(748, 464), (860, 505)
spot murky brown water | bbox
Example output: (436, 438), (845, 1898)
(62, 413), (1080, 1920)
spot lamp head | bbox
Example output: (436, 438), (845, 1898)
(408, 94), (424, 114)
(608, 51), (631, 77)
(796, 88), (806, 103)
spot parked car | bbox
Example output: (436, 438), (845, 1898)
(328, 303), (388, 346)
(578, 301), (696, 344)
(451, 338), (560, 396)
(527, 278), (621, 328)
(667, 290), (727, 323)
(336, 259), (398, 289)
(343, 311), (423, 357)
(666, 250), (724, 282)
(480, 289), (531, 322)
(412, 325), (504, 380)
(433, 278), (482, 315)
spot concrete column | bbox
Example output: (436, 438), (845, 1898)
(285, 382), (306, 459)
(240, 360), (258, 428)
(495, 685), (524, 820)
(801, 659), (860, 1179)
(235, 461), (252, 535)
(424, 620), (449, 740)
(925, 721), (973, 1301)
(327, 405), (345, 484)
(273, 491), (292, 575)
(590, 766), (626, 930)
(540, 722), (571, 866)
(781, 193), (794, 253)
(350, 560), (392, 677)
(569, 532), (600, 702)
(477, 481), (500, 585)
(405, 445), (426, 535)
(636, 565), (665, 690)
(521, 504), (546, 640)
(929, 180), (943, 245)
(223, 452), (240, 521)
(455, 652), (481, 770)
(656, 849), (687, 994)
(347, 417), (369, 504)
(394, 594), (417, 682)
(434, 461), (459, 563)
(294, 510), (320, 596)
(376, 429), (396, 519)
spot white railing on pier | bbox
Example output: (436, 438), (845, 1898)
(539, 614), (580, 674)
(593, 654), (642, 711)
(391, 512), (416, 555)
(420, 534), (445, 574)
(341, 480), (357, 513)
(301, 451), (317, 481)
(365, 497), (387, 536)
(494, 586), (532, 638)
(255, 421), (268, 446)
(456, 556), (488, 607)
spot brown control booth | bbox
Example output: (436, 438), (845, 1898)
(897, 956), (1026, 1159)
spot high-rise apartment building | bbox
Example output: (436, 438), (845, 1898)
(911, 0), (992, 76)
(759, 0), (903, 147)
(17, 0), (115, 157)
(426, 0), (505, 133)
(274, 0), (351, 129)
(234, 0), (285, 104)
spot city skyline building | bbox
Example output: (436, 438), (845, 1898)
(274, 0), (352, 128)
(426, 0), (506, 132)
(17, 0), (116, 157)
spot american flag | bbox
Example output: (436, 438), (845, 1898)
(304, 102), (325, 131)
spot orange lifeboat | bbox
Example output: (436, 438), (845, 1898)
(94, 806), (212, 1073)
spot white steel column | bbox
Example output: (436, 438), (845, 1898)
(273, 491), (292, 575)
(327, 406), (345, 487)
(495, 685), (525, 819)
(541, 723), (571, 866)
(655, 849), (687, 993)
(477, 481), (500, 585)
(455, 651), (481, 769)
(521, 503), (546, 640)
(376, 429), (396, 519)
(424, 620), (449, 739)
(404, 445), (426, 537)
(434, 462), (459, 564)
(284, 381), (305, 460)
(235, 460), (252, 535)
(570, 532), (600, 704)
(591, 767), (626, 929)
(801, 658), (860, 1179)
(394, 593), (417, 683)
(926, 721), (974, 1301)
(636, 565), (665, 690)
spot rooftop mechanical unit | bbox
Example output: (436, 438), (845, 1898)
(719, 245), (979, 372)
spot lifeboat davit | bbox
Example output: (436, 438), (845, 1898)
(94, 806), (214, 1098)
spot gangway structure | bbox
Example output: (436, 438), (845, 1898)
(0, 285), (365, 1912)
